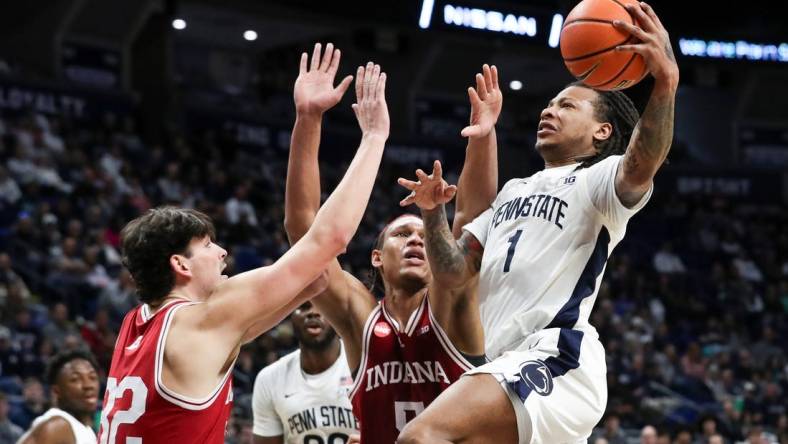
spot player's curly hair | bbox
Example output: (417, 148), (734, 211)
(46, 350), (99, 385)
(121, 207), (215, 304)
(571, 81), (640, 170)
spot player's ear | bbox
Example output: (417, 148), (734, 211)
(592, 122), (612, 143)
(170, 254), (192, 278)
(370, 249), (383, 268)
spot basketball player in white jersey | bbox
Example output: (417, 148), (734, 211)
(252, 300), (358, 443)
(396, 3), (678, 443)
(18, 351), (99, 444)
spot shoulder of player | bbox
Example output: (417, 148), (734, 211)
(587, 154), (623, 174)
(28, 415), (73, 441)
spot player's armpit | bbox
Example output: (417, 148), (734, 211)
(310, 265), (376, 370)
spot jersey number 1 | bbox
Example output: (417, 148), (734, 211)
(503, 230), (523, 272)
(99, 376), (148, 444)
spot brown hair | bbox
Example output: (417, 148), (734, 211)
(121, 207), (215, 304)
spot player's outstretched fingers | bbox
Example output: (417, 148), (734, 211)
(639, 2), (665, 30)
(328, 48), (342, 76)
(355, 66), (365, 101)
(320, 42), (334, 72)
(415, 168), (429, 183)
(400, 191), (416, 207)
(476, 73), (488, 99)
(433, 160), (443, 180)
(376, 72), (387, 101)
(482, 64), (494, 93)
(363, 62), (374, 99)
(299, 52), (308, 74)
(491, 64), (499, 89)
(310, 43), (322, 71)
(398, 177), (419, 191)
(443, 184), (458, 200)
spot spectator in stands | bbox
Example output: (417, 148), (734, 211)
(41, 303), (78, 350)
(8, 377), (46, 429)
(641, 425), (657, 444)
(653, 242), (686, 274)
(0, 391), (24, 443)
(707, 434), (724, 444)
(590, 414), (627, 444)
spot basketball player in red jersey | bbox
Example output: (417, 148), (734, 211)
(284, 43), (501, 443)
(97, 61), (391, 444)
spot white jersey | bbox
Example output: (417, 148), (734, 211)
(464, 155), (651, 360)
(20, 407), (97, 444)
(252, 344), (358, 444)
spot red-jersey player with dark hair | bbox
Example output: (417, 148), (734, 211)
(97, 57), (391, 444)
(284, 43), (502, 442)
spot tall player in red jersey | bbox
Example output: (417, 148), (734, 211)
(284, 43), (502, 442)
(97, 61), (392, 444)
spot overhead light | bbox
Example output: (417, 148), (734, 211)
(172, 19), (186, 30)
(243, 30), (258, 41)
(509, 80), (523, 91)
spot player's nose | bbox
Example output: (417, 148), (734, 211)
(540, 106), (555, 120)
(406, 233), (424, 246)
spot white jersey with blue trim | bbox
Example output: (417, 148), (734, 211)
(463, 155), (651, 360)
(252, 344), (358, 444)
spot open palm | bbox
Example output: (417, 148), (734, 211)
(294, 43), (353, 116)
(461, 64), (503, 138)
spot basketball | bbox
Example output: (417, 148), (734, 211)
(560, 0), (649, 91)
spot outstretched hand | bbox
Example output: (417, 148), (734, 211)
(294, 43), (354, 116)
(352, 62), (389, 139)
(398, 160), (457, 210)
(612, 2), (679, 88)
(461, 64), (503, 138)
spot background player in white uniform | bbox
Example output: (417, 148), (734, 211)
(252, 300), (358, 444)
(18, 351), (99, 444)
(396, 3), (679, 443)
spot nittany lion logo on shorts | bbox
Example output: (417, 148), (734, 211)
(518, 360), (554, 396)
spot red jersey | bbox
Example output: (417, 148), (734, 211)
(349, 295), (475, 443)
(98, 301), (234, 444)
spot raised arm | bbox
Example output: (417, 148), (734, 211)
(453, 64), (501, 238)
(612, 2), (679, 207)
(208, 63), (389, 340)
(284, 42), (352, 243)
(281, 44), (378, 369)
(399, 161), (484, 290)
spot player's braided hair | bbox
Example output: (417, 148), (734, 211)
(571, 81), (640, 169)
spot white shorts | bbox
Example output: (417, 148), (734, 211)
(465, 328), (607, 444)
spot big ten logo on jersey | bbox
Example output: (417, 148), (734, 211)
(562, 175), (576, 185)
(286, 406), (358, 441)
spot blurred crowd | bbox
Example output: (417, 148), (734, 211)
(0, 110), (785, 444)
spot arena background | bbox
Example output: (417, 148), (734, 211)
(0, 0), (786, 443)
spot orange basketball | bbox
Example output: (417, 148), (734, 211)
(560, 0), (649, 91)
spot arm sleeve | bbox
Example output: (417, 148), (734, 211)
(252, 368), (284, 437)
(585, 155), (652, 229)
